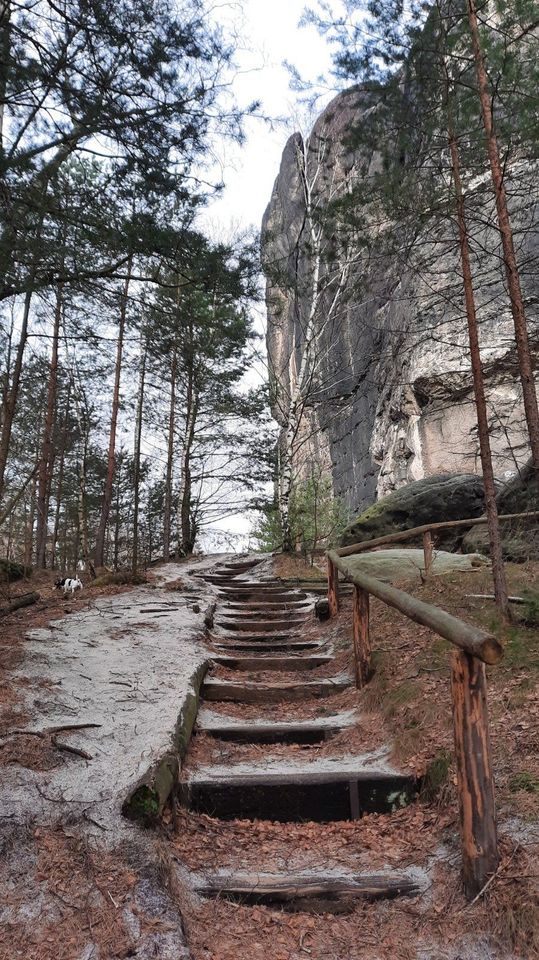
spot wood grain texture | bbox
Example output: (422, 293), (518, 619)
(451, 650), (498, 898)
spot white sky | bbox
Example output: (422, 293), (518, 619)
(203, 0), (339, 234)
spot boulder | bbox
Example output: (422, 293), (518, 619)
(340, 474), (488, 549)
(462, 461), (539, 561)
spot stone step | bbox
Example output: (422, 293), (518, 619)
(179, 754), (418, 821)
(193, 869), (423, 913)
(219, 608), (309, 620)
(212, 654), (332, 672)
(213, 631), (300, 643)
(202, 675), (351, 703)
(197, 710), (355, 744)
(213, 639), (322, 652)
(216, 618), (305, 633)
(223, 601), (311, 612)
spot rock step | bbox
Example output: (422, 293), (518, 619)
(216, 618), (305, 633)
(212, 654), (332, 671)
(193, 870), (422, 913)
(197, 712), (353, 744)
(223, 601), (311, 612)
(213, 639), (323, 652)
(213, 631), (301, 643)
(217, 587), (308, 598)
(207, 577), (282, 586)
(222, 560), (263, 571)
(179, 761), (418, 821)
(219, 608), (308, 619)
(202, 676), (351, 703)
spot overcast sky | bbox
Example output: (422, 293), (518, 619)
(203, 0), (340, 235)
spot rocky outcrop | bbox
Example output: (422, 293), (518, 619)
(262, 88), (539, 515)
(462, 461), (539, 560)
(340, 474), (488, 549)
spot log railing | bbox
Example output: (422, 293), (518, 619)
(325, 523), (516, 899)
(337, 509), (539, 576)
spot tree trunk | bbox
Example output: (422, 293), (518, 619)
(0, 0), (10, 157)
(0, 288), (32, 502)
(94, 257), (131, 567)
(163, 341), (177, 561)
(467, 0), (539, 481)
(35, 284), (62, 567)
(51, 381), (71, 569)
(447, 121), (510, 621)
(132, 333), (147, 575)
(24, 448), (38, 568)
(113, 460), (121, 571)
(178, 319), (197, 556)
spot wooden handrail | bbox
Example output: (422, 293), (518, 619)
(327, 550), (503, 664)
(326, 539), (504, 899)
(336, 509), (539, 558)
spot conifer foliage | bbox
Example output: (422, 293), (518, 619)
(0, 0), (270, 570)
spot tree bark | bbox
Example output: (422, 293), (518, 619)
(467, 0), (539, 481)
(451, 649), (498, 899)
(178, 318), (197, 556)
(94, 256), (132, 567)
(35, 284), (62, 567)
(24, 445), (38, 568)
(132, 332), (147, 574)
(0, 0), (10, 158)
(447, 116), (510, 620)
(50, 381), (71, 569)
(163, 340), (177, 561)
(0, 288), (32, 502)
(352, 585), (372, 688)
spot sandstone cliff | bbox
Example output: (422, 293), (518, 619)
(262, 87), (539, 515)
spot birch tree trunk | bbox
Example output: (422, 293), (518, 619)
(277, 133), (350, 550)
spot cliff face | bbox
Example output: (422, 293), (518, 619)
(262, 87), (539, 515)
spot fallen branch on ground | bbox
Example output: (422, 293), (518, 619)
(0, 591), (40, 617)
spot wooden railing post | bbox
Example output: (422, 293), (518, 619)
(451, 650), (498, 899)
(423, 530), (433, 578)
(328, 557), (340, 617)
(353, 585), (372, 687)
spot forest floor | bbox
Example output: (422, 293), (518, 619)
(1, 553), (538, 960)
(0, 556), (223, 960)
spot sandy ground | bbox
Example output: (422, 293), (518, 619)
(0, 556), (236, 960)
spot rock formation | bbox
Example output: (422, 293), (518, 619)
(262, 87), (539, 516)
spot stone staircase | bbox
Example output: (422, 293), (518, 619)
(178, 557), (424, 914)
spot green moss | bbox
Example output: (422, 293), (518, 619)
(123, 784), (160, 823)
(509, 771), (539, 794)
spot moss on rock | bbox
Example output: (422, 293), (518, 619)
(340, 474), (487, 549)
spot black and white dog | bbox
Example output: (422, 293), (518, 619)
(55, 577), (83, 594)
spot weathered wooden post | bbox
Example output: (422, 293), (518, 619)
(328, 557), (340, 617)
(423, 530), (433, 579)
(352, 585), (372, 687)
(451, 650), (498, 899)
